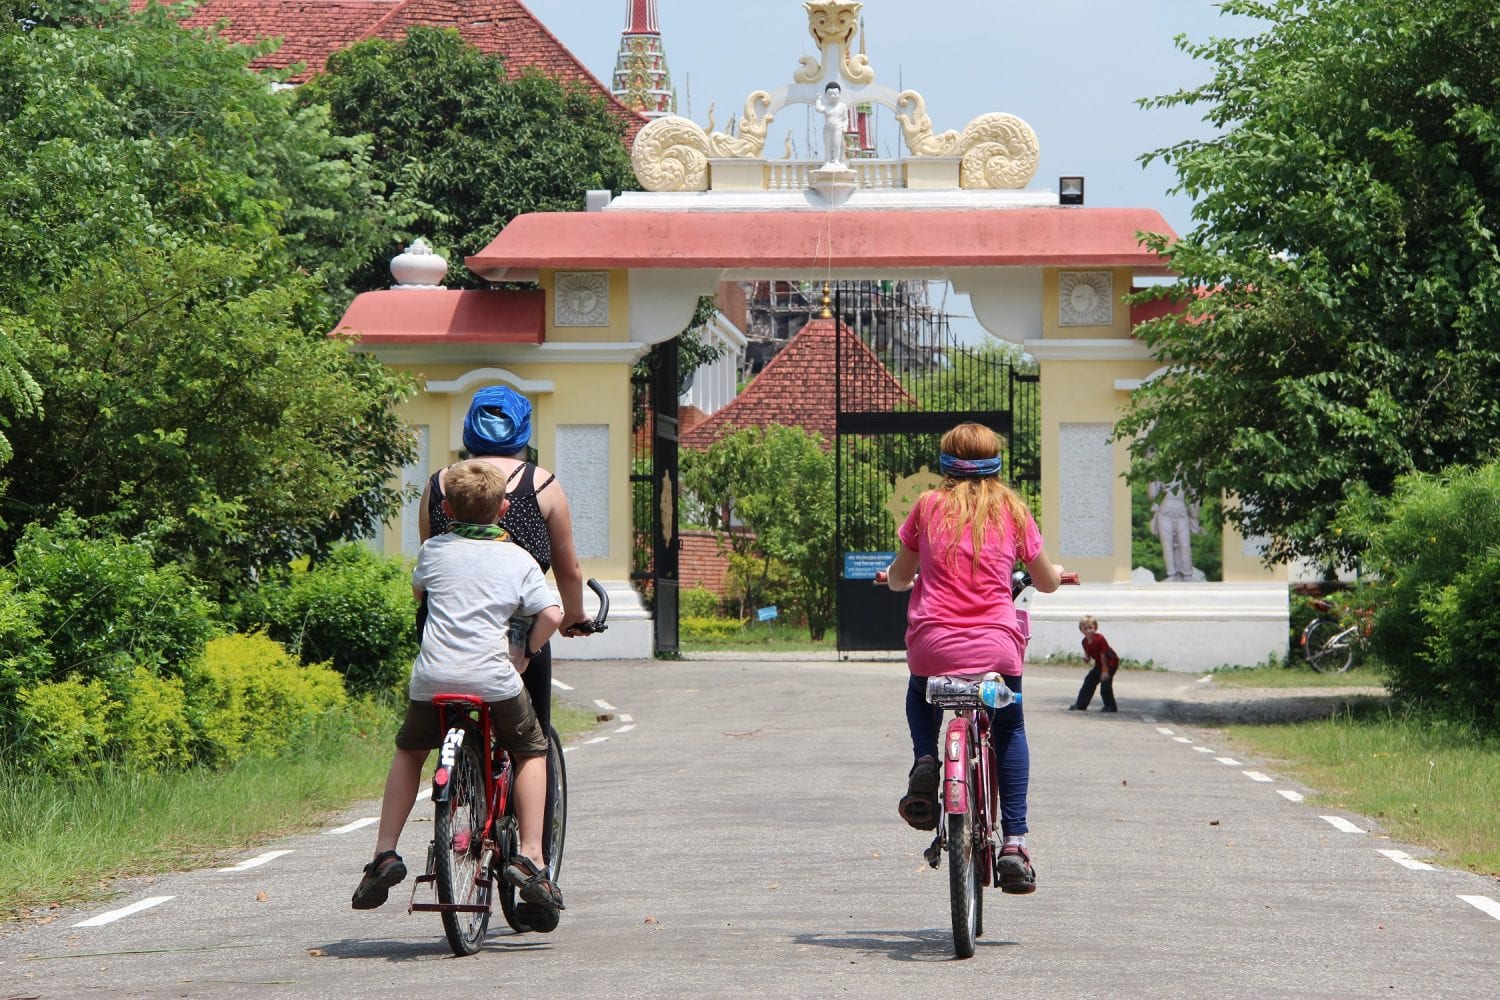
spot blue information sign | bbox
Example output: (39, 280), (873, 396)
(843, 551), (895, 580)
(756, 605), (779, 622)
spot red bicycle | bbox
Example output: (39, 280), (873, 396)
(409, 579), (608, 955)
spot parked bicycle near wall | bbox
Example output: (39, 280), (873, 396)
(1300, 597), (1368, 674)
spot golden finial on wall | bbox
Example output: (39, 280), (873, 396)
(821, 282), (832, 319)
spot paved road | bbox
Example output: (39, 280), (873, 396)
(3, 661), (1498, 999)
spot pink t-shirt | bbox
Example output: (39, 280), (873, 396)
(898, 491), (1045, 678)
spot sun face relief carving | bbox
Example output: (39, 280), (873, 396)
(1058, 271), (1114, 327)
(555, 272), (610, 327)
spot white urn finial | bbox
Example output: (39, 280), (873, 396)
(390, 238), (448, 289)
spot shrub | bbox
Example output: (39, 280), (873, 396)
(679, 586), (722, 618)
(680, 616), (744, 641)
(1337, 461), (1500, 729)
(10, 515), (218, 684)
(235, 544), (416, 695)
(15, 677), (116, 774)
(0, 577), (50, 720)
(110, 667), (193, 771)
(184, 633), (349, 764)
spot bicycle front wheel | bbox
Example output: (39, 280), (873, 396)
(948, 807), (979, 959)
(1303, 618), (1355, 674)
(434, 723), (491, 955)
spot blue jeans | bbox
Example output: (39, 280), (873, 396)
(905, 673), (1029, 837)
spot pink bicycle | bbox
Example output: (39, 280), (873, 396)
(880, 567), (1078, 958)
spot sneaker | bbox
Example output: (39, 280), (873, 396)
(897, 756), (939, 831)
(996, 843), (1037, 894)
(351, 850), (407, 910)
(1067, 704), (1086, 711)
(1101, 706), (1119, 713)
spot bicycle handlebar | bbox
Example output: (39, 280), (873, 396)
(873, 569), (1081, 589)
(565, 578), (610, 635)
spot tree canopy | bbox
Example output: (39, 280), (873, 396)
(0, 4), (414, 592)
(1120, 0), (1500, 568)
(297, 26), (637, 291)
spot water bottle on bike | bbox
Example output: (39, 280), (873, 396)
(925, 674), (1020, 709)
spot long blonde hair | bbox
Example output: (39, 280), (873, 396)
(924, 423), (1031, 575)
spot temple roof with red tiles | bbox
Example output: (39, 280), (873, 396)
(137, 0), (647, 143)
(680, 318), (914, 452)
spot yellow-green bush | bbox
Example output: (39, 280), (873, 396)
(110, 667), (193, 771)
(681, 615), (743, 641)
(16, 677), (117, 773)
(185, 633), (348, 764)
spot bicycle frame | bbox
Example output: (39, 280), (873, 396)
(409, 695), (513, 918)
(940, 708), (995, 877)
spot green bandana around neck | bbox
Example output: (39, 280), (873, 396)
(449, 522), (510, 541)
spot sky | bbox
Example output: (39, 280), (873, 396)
(523, 0), (1260, 238)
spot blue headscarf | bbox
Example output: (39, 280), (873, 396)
(462, 385), (532, 456)
(939, 452), (1002, 478)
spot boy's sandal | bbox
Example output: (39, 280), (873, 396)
(504, 855), (565, 911)
(351, 850), (407, 910)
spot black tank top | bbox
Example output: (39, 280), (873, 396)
(427, 462), (554, 573)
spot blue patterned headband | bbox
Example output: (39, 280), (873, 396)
(940, 452), (1002, 478)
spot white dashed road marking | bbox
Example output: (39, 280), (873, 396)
(619, 713), (634, 722)
(1459, 895), (1500, 922)
(417, 787), (432, 802)
(1278, 790), (1305, 802)
(583, 736), (609, 745)
(1197, 676), (1213, 684)
(218, 850), (293, 873)
(614, 724), (636, 734)
(1379, 849), (1438, 871)
(551, 678), (575, 691)
(1193, 746), (1214, 754)
(1321, 815), (1366, 834)
(1155, 727), (1174, 735)
(1214, 757), (1243, 766)
(1173, 736), (1193, 743)
(73, 896), (173, 927)
(1242, 771), (1273, 782)
(324, 817), (377, 835)
(594, 699), (617, 711)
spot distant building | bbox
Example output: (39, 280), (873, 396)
(611, 0), (676, 118)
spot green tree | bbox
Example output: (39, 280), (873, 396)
(297, 26), (636, 291)
(682, 426), (845, 639)
(1119, 0), (1500, 568)
(0, 8), (415, 588)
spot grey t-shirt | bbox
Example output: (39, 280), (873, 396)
(409, 533), (557, 703)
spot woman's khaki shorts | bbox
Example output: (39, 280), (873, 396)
(395, 693), (547, 757)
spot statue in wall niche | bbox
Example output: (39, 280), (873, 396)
(814, 81), (849, 167)
(1149, 478), (1203, 582)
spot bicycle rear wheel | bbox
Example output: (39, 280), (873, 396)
(948, 806), (979, 959)
(545, 725), (567, 881)
(1303, 618), (1354, 673)
(434, 723), (491, 956)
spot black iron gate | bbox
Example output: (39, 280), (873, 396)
(833, 282), (1040, 651)
(631, 343), (680, 655)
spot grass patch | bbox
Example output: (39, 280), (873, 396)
(1224, 706), (1500, 875)
(681, 619), (831, 652)
(2, 695), (601, 918)
(1207, 662), (1388, 689)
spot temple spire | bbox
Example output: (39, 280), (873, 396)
(612, 0), (675, 118)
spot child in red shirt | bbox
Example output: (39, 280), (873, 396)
(1070, 615), (1119, 712)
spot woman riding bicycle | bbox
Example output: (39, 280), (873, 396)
(883, 422), (1063, 894)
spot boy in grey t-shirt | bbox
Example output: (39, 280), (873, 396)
(352, 461), (563, 917)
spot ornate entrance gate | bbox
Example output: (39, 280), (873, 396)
(833, 283), (1040, 651)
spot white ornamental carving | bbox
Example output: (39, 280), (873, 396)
(1059, 271), (1114, 327)
(555, 272), (610, 327)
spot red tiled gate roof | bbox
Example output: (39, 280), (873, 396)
(680, 318), (915, 452)
(137, 0), (647, 143)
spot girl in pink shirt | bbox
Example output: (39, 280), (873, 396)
(883, 422), (1062, 894)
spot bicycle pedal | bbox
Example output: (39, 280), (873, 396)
(923, 836), (942, 868)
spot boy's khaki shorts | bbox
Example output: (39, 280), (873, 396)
(395, 693), (547, 757)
